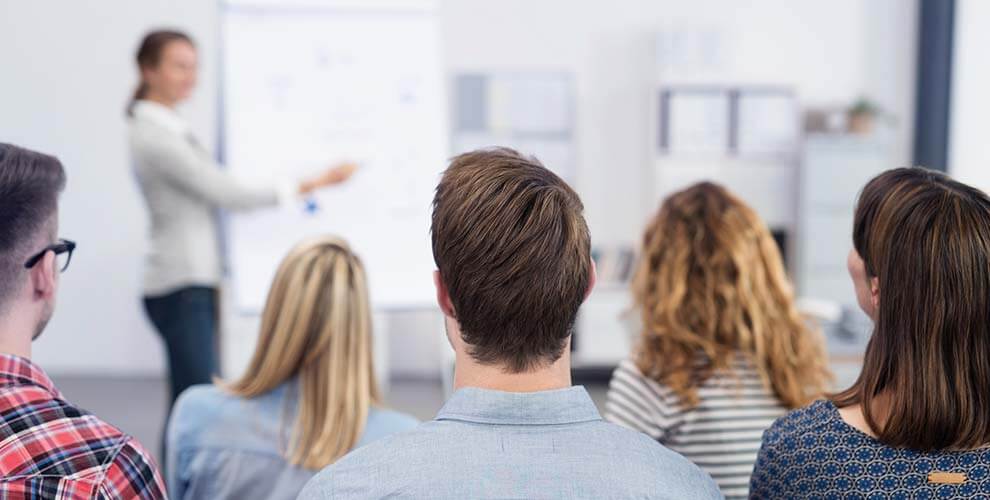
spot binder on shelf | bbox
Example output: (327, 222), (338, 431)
(657, 85), (797, 159)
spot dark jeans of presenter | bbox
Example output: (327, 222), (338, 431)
(143, 286), (218, 410)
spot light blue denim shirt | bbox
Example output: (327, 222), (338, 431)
(166, 381), (419, 500)
(298, 386), (723, 499)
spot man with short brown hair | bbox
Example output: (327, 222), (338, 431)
(430, 147), (592, 375)
(300, 148), (720, 499)
(0, 143), (165, 498)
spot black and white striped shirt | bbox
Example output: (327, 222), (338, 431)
(605, 357), (787, 499)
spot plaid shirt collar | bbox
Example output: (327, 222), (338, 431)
(0, 353), (62, 399)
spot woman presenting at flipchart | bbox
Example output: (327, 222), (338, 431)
(126, 30), (355, 416)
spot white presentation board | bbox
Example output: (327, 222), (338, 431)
(221, 0), (448, 312)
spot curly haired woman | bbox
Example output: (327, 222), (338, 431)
(605, 182), (830, 499)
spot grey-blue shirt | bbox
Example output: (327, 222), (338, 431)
(298, 386), (723, 499)
(167, 382), (419, 500)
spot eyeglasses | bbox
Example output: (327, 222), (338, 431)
(24, 239), (76, 273)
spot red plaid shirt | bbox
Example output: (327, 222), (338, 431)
(0, 354), (166, 499)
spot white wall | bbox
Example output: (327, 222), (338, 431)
(441, 0), (916, 246)
(0, 0), (916, 375)
(0, 1), (219, 374)
(949, 0), (990, 188)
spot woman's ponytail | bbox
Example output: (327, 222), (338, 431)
(127, 82), (150, 117)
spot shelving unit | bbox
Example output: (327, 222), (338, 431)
(795, 134), (891, 305)
(572, 283), (636, 378)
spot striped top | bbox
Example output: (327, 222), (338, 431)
(605, 356), (787, 499)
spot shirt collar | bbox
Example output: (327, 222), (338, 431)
(0, 353), (62, 398)
(131, 99), (189, 135)
(436, 386), (601, 426)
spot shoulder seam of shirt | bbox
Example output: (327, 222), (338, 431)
(767, 401), (834, 447)
(97, 433), (135, 478)
(434, 414), (602, 426)
(0, 430), (129, 482)
(172, 443), (291, 459)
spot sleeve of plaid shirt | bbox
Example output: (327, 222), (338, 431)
(97, 437), (167, 499)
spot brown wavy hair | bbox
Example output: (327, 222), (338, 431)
(633, 182), (829, 408)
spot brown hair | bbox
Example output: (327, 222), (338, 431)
(431, 147), (591, 372)
(832, 167), (990, 450)
(221, 236), (380, 468)
(0, 144), (66, 310)
(127, 30), (193, 116)
(633, 182), (829, 408)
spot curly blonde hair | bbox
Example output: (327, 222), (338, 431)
(633, 182), (829, 409)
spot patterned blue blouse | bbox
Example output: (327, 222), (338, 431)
(750, 400), (990, 499)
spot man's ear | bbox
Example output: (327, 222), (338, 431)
(583, 258), (597, 302)
(869, 276), (880, 311)
(434, 270), (456, 319)
(30, 250), (58, 301)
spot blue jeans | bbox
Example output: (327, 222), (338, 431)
(143, 286), (218, 406)
(144, 286), (218, 467)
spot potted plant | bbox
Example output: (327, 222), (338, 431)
(847, 97), (889, 135)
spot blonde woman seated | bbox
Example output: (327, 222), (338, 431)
(166, 236), (418, 500)
(605, 182), (830, 499)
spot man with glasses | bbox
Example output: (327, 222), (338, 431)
(0, 143), (165, 498)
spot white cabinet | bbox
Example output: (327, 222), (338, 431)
(573, 285), (636, 370)
(796, 134), (891, 306)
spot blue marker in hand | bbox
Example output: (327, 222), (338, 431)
(304, 197), (320, 214)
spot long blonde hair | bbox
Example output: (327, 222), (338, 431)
(221, 235), (381, 469)
(633, 182), (829, 409)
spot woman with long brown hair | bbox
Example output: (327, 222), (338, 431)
(165, 236), (417, 500)
(605, 182), (829, 499)
(751, 167), (990, 498)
